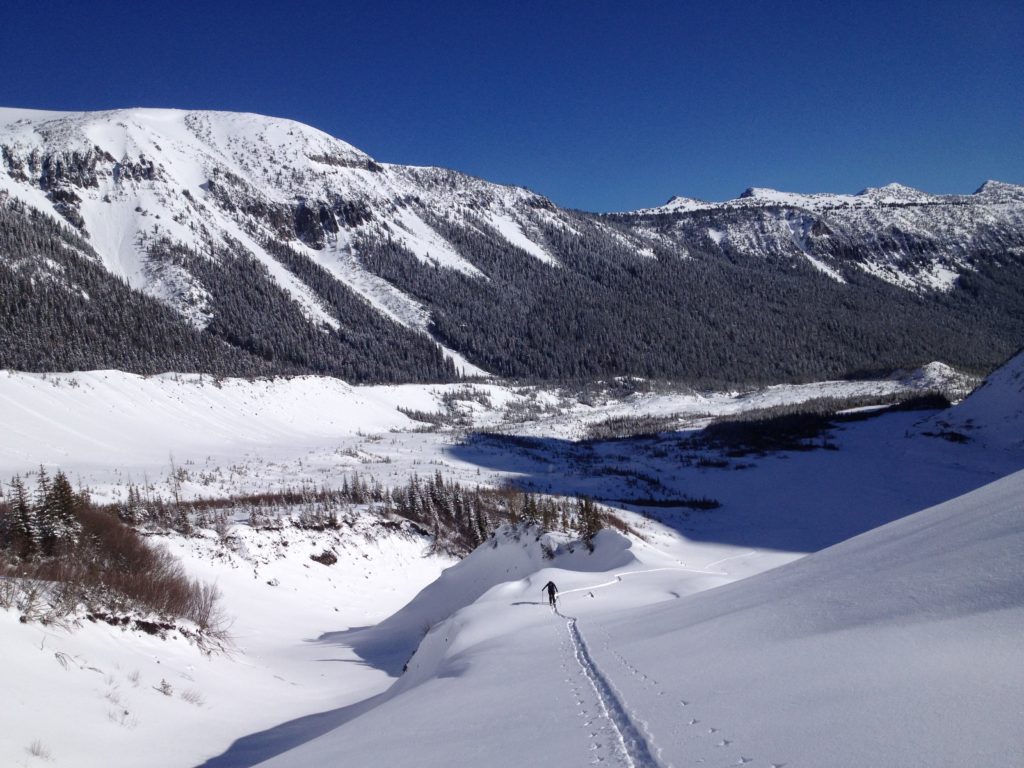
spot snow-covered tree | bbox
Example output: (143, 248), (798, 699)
(9, 475), (38, 556)
(38, 470), (82, 554)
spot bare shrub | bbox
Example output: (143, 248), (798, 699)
(0, 569), (19, 609)
(1, 484), (223, 631)
(184, 581), (223, 631)
(26, 739), (52, 760)
(181, 688), (205, 706)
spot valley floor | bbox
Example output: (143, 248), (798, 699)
(1, 366), (1021, 767)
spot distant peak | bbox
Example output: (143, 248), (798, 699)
(856, 183), (930, 202)
(625, 194), (710, 215)
(663, 194), (706, 207)
(973, 179), (1024, 197)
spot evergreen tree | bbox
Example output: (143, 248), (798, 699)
(9, 475), (37, 557)
(43, 470), (82, 550)
(577, 497), (603, 552)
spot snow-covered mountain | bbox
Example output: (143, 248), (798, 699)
(0, 108), (565, 321)
(2, 107), (1023, 383)
(621, 179), (1024, 291)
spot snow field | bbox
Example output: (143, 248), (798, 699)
(1, 356), (1020, 767)
(1, 514), (453, 768)
(0, 366), (968, 504)
(249, 465), (1024, 767)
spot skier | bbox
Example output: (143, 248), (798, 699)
(542, 580), (559, 608)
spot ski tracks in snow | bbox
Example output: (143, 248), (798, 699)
(549, 557), (783, 768)
(558, 610), (664, 767)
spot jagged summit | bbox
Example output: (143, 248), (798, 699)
(654, 194), (708, 213)
(634, 179), (1024, 218)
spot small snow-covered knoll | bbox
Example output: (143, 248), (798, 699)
(918, 348), (1024, 448)
(327, 524), (637, 677)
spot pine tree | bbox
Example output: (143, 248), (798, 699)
(473, 495), (488, 544)
(9, 475), (37, 557)
(44, 470), (82, 550)
(578, 497), (603, 552)
(521, 493), (539, 527)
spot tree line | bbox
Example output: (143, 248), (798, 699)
(113, 469), (607, 557)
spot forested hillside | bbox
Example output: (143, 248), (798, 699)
(2, 108), (1023, 384)
(357, 208), (1024, 384)
(0, 198), (455, 381)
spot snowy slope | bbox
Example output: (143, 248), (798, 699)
(0, 515), (454, 768)
(191, 359), (1024, 767)
(586, 466), (1024, 767)
(919, 348), (1024, 449)
(231, 468), (1024, 768)
(1, 360), (1021, 768)
(0, 107), (570, 368)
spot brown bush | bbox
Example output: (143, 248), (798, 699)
(1, 497), (222, 630)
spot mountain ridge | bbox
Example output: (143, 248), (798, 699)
(2, 107), (1023, 384)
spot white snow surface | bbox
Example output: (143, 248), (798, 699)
(484, 211), (557, 265)
(919, 348), (1024, 449)
(0, 366), (976, 500)
(249, 468), (1024, 768)
(1, 357), (1021, 767)
(1, 516), (453, 768)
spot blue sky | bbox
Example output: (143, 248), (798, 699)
(2, 0), (1020, 210)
